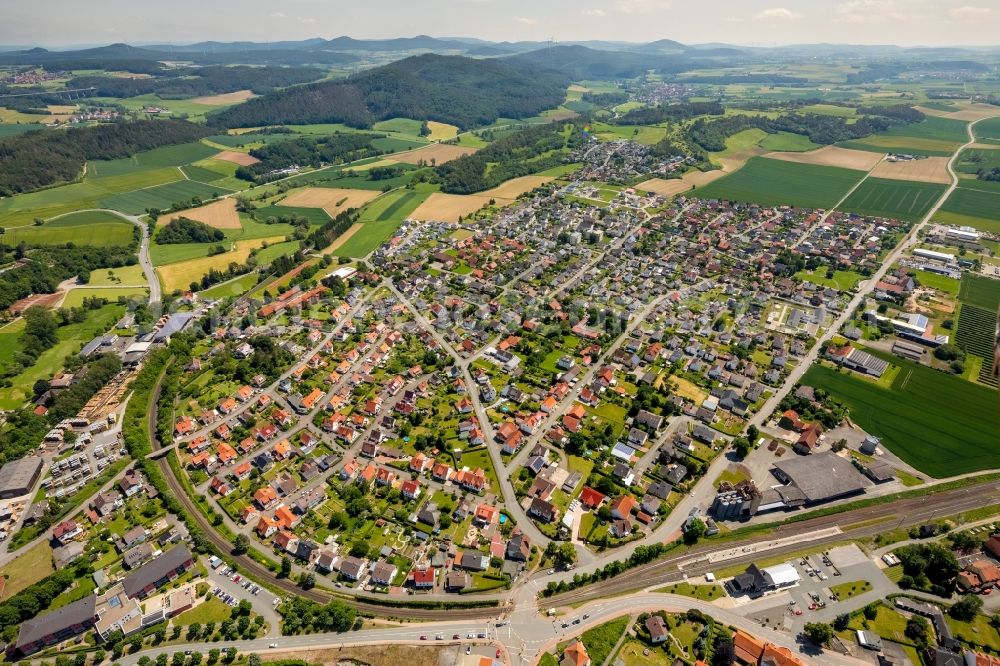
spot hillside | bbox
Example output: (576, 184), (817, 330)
(508, 45), (690, 80)
(208, 53), (570, 130)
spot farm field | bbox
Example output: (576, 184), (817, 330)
(974, 117), (1000, 144)
(0, 304), (125, 409)
(409, 176), (552, 223)
(89, 142), (219, 173)
(60, 286), (148, 308)
(254, 205), (331, 225)
(425, 121), (458, 141)
(99, 179), (233, 216)
(392, 143), (478, 165)
(198, 273), (260, 300)
(88, 264), (148, 286)
(765, 145), (881, 171)
(801, 354), (1000, 477)
(332, 188), (433, 258)
(188, 90), (255, 106)
(213, 150), (259, 166)
(759, 131), (821, 152)
(837, 178), (947, 222)
(158, 198), (242, 229)
(694, 157), (865, 209)
(157, 236), (286, 292)
(279, 188), (382, 217)
(869, 156), (952, 184)
(837, 117), (970, 157)
(935, 188), (1000, 234)
(590, 122), (668, 146)
(959, 273), (1000, 312)
(955, 147), (1000, 175)
(0, 211), (135, 247)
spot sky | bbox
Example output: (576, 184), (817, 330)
(3, 0), (1000, 48)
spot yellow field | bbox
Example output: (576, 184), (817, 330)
(348, 159), (400, 172)
(322, 223), (362, 253)
(393, 143), (478, 165)
(0, 107), (45, 123)
(766, 145), (881, 171)
(279, 188), (381, 217)
(410, 176), (552, 223)
(214, 150), (259, 166)
(669, 377), (708, 404)
(157, 236), (285, 292)
(636, 173), (721, 197)
(917, 102), (1000, 122)
(870, 156), (952, 184)
(426, 121), (458, 141)
(189, 90), (256, 105)
(158, 198), (242, 229)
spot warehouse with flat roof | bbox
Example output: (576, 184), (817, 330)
(771, 452), (870, 505)
(0, 457), (44, 499)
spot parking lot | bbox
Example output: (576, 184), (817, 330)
(205, 556), (282, 633)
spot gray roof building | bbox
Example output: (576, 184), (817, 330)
(772, 452), (870, 504)
(0, 457), (44, 499)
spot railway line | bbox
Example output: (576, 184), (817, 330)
(148, 360), (501, 621)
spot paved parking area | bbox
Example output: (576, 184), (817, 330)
(205, 557), (282, 635)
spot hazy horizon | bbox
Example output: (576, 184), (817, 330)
(4, 0), (1000, 49)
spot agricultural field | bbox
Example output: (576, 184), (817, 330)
(837, 116), (970, 157)
(332, 187), (434, 258)
(801, 354), (1000, 477)
(955, 147), (1000, 175)
(837, 178), (947, 222)
(60, 287), (148, 308)
(869, 156), (952, 184)
(99, 179), (233, 215)
(392, 143), (478, 165)
(759, 131), (821, 152)
(213, 150), (259, 166)
(694, 157), (865, 209)
(158, 198), (242, 229)
(188, 90), (255, 106)
(0, 211), (135, 247)
(254, 205), (331, 226)
(973, 116), (1000, 144)
(935, 188), (1000, 234)
(409, 176), (552, 223)
(279, 187), (382, 216)
(959, 273), (1000, 312)
(88, 264), (148, 286)
(765, 145), (882, 171)
(157, 236), (287, 292)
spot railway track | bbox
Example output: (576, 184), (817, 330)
(549, 481), (1000, 606)
(147, 360), (500, 621)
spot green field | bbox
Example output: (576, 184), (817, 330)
(955, 147), (1000, 175)
(1, 211), (135, 247)
(837, 178), (946, 222)
(974, 117), (1000, 144)
(913, 269), (959, 297)
(332, 188), (433, 258)
(936, 188), (1000, 233)
(838, 117), (970, 157)
(89, 141), (218, 173)
(88, 264), (147, 286)
(759, 131), (821, 152)
(254, 205), (331, 226)
(198, 273), (260, 299)
(0, 304), (125, 409)
(694, 157), (865, 209)
(100, 180), (233, 215)
(794, 266), (862, 291)
(959, 273), (1000, 312)
(801, 354), (1000, 477)
(254, 240), (301, 264)
(61, 287), (148, 308)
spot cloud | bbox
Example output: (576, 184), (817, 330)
(581, 8), (607, 17)
(756, 7), (802, 19)
(515, 16), (538, 24)
(297, 16), (317, 24)
(833, 0), (910, 24)
(949, 5), (994, 18)
(268, 11), (287, 18)
(616, 0), (672, 14)
(723, 15), (743, 23)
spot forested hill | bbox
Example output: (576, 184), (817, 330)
(0, 119), (212, 196)
(207, 53), (570, 130)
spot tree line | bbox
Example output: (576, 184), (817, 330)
(436, 122), (581, 194)
(0, 118), (212, 195)
(614, 100), (724, 126)
(236, 132), (385, 183)
(155, 217), (225, 245)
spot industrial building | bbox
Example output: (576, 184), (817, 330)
(769, 452), (871, 506)
(866, 310), (949, 347)
(0, 457), (44, 499)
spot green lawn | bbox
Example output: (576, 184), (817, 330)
(838, 178), (947, 222)
(947, 612), (1000, 652)
(580, 616), (630, 666)
(0, 318), (27, 369)
(801, 354), (1000, 477)
(795, 266), (862, 291)
(0, 541), (53, 600)
(654, 582), (725, 600)
(88, 264), (148, 286)
(199, 273), (260, 299)
(830, 579), (872, 600)
(172, 597), (234, 626)
(694, 157), (865, 209)
(0, 304), (125, 409)
(913, 269), (959, 296)
(845, 603), (911, 644)
(61, 287), (148, 308)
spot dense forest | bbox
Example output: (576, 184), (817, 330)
(436, 122), (582, 194)
(68, 65), (326, 99)
(0, 245), (138, 311)
(509, 45), (691, 80)
(155, 217), (226, 244)
(237, 132), (385, 183)
(0, 119), (212, 195)
(687, 106), (925, 152)
(614, 101), (725, 126)
(208, 54), (570, 130)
